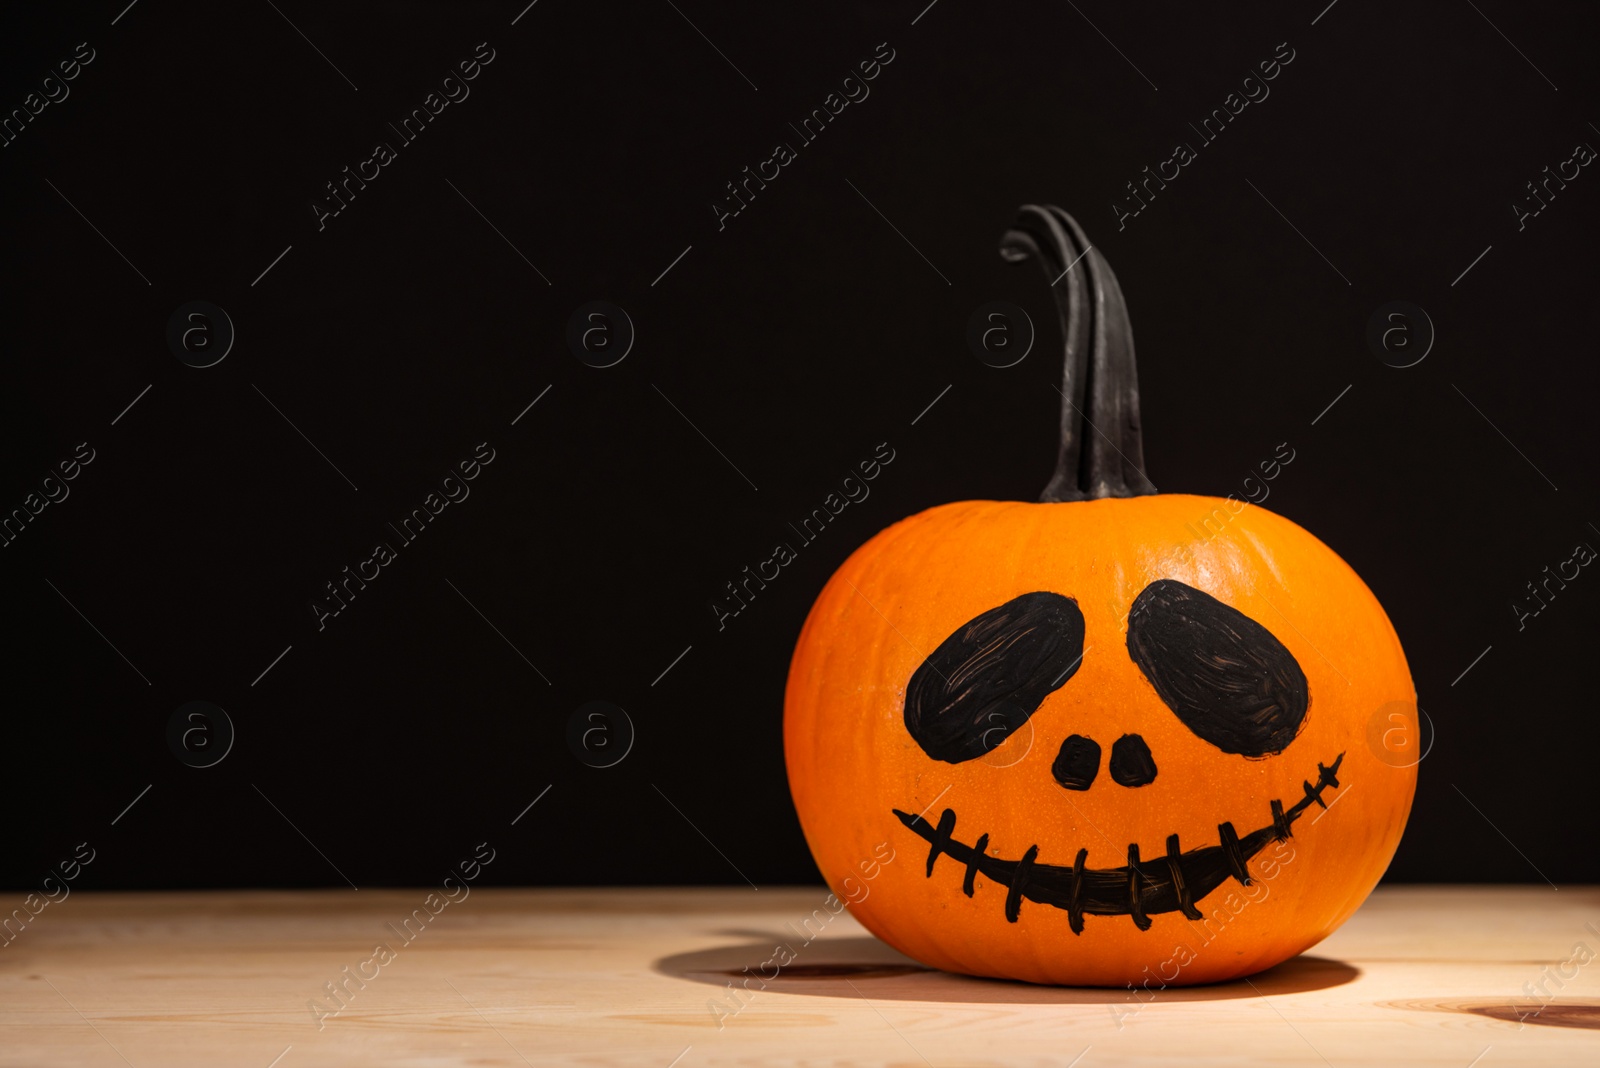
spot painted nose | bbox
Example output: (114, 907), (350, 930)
(1051, 734), (1100, 790)
(1109, 733), (1158, 787)
(1052, 733), (1158, 789)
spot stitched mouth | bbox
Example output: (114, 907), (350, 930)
(892, 752), (1344, 933)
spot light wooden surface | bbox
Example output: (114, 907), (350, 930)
(2, 886), (1597, 1066)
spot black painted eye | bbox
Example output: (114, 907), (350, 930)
(1126, 579), (1309, 757)
(904, 592), (1087, 763)
(1052, 734), (1100, 790)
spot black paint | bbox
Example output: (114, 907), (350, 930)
(1051, 734), (1101, 790)
(903, 592), (1086, 764)
(1108, 733), (1158, 787)
(1126, 843), (1150, 930)
(1005, 845), (1039, 923)
(893, 753), (1344, 932)
(1067, 848), (1089, 934)
(926, 808), (958, 877)
(1164, 834), (1203, 920)
(1217, 821), (1252, 887)
(999, 206), (1157, 502)
(963, 834), (989, 898)
(1126, 579), (1310, 757)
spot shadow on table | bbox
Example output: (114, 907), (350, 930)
(654, 934), (1359, 1004)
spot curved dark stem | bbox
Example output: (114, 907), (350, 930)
(1000, 205), (1157, 502)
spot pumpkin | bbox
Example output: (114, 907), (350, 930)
(783, 205), (1416, 987)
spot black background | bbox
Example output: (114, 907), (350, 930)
(2, 1), (1596, 893)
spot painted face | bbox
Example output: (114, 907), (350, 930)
(783, 494), (1416, 988)
(894, 581), (1341, 934)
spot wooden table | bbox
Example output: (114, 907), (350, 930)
(2, 887), (1596, 1066)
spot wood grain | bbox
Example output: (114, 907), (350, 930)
(1, 886), (1597, 1066)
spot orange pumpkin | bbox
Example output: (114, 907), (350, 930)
(783, 205), (1416, 987)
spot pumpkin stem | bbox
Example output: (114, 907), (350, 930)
(999, 206), (1157, 502)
